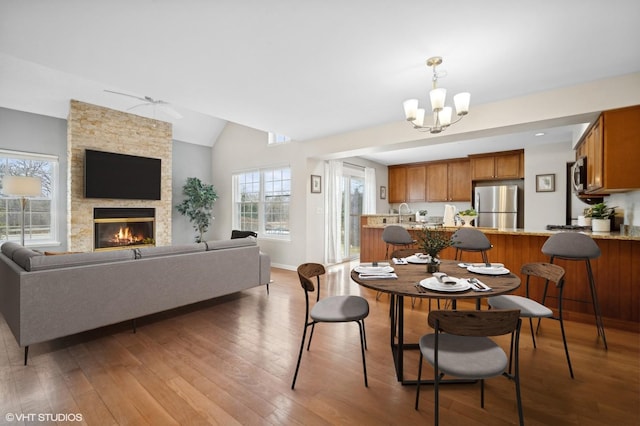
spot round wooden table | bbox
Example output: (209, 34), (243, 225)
(351, 259), (521, 384)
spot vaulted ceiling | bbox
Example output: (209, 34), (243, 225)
(1, 1), (639, 164)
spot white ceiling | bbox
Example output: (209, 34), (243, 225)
(1, 1), (639, 164)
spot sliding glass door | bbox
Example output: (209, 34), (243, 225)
(341, 166), (363, 260)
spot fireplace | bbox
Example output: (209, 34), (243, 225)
(94, 208), (155, 251)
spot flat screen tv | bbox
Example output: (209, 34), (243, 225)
(84, 149), (162, 200)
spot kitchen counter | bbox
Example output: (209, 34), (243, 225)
(362, 223), (640, 241)
(361, 215), (640, 241)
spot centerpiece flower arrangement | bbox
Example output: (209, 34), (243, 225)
(416, 226), (455, 273)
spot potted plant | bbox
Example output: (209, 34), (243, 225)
(458, 208), (477, 227)
(176, 177), (219, 242)
(585, 202), (616, 232)
(416, 226), (455, 273)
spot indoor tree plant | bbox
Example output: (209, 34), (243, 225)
(585, 202), (616, 232)
(176, 177), (219, 242)
(416, 226), (455, 273)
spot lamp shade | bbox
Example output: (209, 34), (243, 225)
(2, 175), (42, 197)
(454, 92), (471, 115)
(429, 88), (446, 111)
(403, 99), (419, 121)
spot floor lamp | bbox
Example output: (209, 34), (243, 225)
(2, 175), (42, 246)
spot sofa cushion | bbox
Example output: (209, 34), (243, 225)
(11, 247), (44, 270)
(205, 237), (256, 251)
(1, 241), (24, 259)
(28, 249), (135, 271)
(135, 243), (206, 259)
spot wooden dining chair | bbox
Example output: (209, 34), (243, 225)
(291, 263), (369, 389)
(415, 309), (524, 426)
(488, 262), (573, 378)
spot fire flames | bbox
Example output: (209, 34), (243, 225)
(113, 227), (142, 245)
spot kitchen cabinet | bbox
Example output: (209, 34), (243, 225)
(388, 166), (407, 203)
(577, 105), (640, 194)
(388, 164), (426, 202)
(426, 159), (471, 201)
(406, 165), (426, 202)
(470, 150), (524, 180)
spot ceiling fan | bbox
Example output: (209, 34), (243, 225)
(104, 89), (183, 119)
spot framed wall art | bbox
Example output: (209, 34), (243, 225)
(380, 186), (387, 199)
(311, 175), (322, 193)
(536, 173), (555, 192)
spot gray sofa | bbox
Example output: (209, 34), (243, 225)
(0, 237), (270, 364)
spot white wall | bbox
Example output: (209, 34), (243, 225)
(524, 141), (575, 229)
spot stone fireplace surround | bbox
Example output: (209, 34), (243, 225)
(67, 100), (172, 252)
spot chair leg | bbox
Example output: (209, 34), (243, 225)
(306, 323), (316, 350)
(586, 260), (607, 349)
(529, 317), (537, 348)
(557, 290), (574, 379)
(24, 346), (29, 366)
(291, 324), (310, 389)
(360, 319), (368, 350)
(480, 379), (485, 408)
(358, 321), (368, 387)
(514, 329), (524, 426)
(415, 352), (424, 410)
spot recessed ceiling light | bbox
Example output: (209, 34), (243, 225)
(534, 132), (545, 137)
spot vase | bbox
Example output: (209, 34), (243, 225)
(426, 262), (440, 273)
(591, 218), (611, 232)
(460, 215), (476, 227)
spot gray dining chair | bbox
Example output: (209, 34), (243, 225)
(451, 227), (493, 264)
(382, 225), (415, 259)
(291, 263), (369, 389)
(541, 232), (607, 349)
(415, 309), (524, 426)
(488, 262), (573, 378)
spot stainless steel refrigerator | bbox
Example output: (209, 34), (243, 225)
(474, 185), (518, 229)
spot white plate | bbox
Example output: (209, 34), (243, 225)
(467, 265), (510, 275)
(406, 254), (430, 264)
(354, 265), (394, 274)
(420, 277), (471, 292)
(458, 262), (504, 268)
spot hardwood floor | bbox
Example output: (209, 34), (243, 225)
(1, 262), (638, 425)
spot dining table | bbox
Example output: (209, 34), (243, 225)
(350, 259), (521, 385)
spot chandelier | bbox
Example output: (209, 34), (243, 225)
(403, 56), (470, 133)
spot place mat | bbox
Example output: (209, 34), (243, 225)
(405, 254), (430, 264)
(358, 272), (398, 280)
(354, 265), (394, 274)
(458, 262), (504, 268)
(467, 278), (493, 292)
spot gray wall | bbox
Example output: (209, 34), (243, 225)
(172, 140), (214, 244)
(0, 107), (213, 250)
(0, 107), (68, 250)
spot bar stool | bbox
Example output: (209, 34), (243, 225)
(382, 225), (415, 259)
(451, 228), (493, 264)
(541, 232), (607, 349)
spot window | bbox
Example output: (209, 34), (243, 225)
(0, 149), (58, 245)
(233, 167), (291, 238)
(268, 132), (291, 145)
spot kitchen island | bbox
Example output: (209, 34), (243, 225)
(360, 215), (640, 331)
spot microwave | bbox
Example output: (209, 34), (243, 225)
(571, 156), (587, 193)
